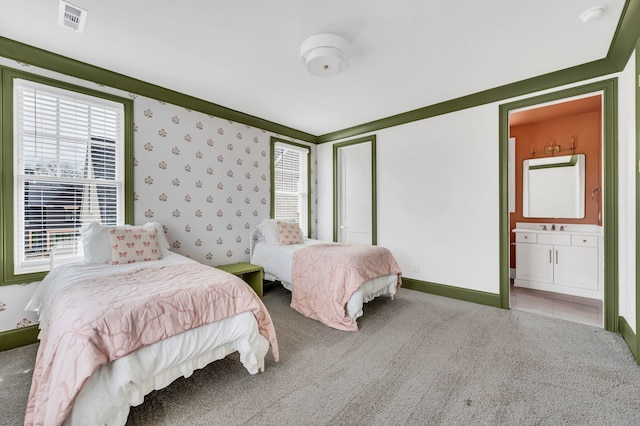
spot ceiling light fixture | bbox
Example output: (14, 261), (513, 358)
(579, 6), (605, 23)
(300, 33), (350, 77)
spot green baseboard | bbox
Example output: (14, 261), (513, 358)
(619, 316), (638, 363)
(0, 325), (39, 352)
(401, 278), (502, 308)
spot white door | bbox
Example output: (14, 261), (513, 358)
(337, 141), (373, 244)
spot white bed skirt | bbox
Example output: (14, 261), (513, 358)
(278, 273), (398, 321)
(64, 311), (269, 426)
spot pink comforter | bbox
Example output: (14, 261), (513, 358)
(290, 243), (402, 331)
(25, 262), (278, 426)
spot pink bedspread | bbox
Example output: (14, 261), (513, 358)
(290, 243), (402, 331)
(25, 262), (278, 426)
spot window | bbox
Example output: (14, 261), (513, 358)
(11, 78), (126, 276)
(271, 138), (310, 236)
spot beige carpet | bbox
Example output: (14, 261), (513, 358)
(2, 283), (640, 425)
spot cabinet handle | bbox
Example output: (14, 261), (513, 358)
(556, 250), (559, 264)
(549, 250), (552, 263)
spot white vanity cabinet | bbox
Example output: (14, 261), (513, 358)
(514, 235), (554, 284)
(513, 224), (602, 299)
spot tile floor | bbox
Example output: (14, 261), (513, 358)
(509, 282), (603, 328)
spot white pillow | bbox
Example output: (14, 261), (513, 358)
(82, 222), (112, 263)
(82, 222), (170, 263)
(256, 219), (280, 245)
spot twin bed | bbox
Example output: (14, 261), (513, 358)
(24, 222), (278, 426)
(24, 219), (401, 425)
(250, 219), (402, 331)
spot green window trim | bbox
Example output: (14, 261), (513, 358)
(0, 66), (134, 286)
(269, 137), (312, 238)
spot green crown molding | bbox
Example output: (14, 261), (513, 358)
(1, 0), (638, 147)
(317, 0), (640, 144)
(0, 36), (317, 144)
(607, 0), (640, 70)
(317, 59), (616, 143)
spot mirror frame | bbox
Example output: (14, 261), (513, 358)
(523, 154), (585, 219)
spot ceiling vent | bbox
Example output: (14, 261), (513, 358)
(58, 1), (87, 33)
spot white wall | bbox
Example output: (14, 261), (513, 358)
(617, 51), (637, 333)
(318, 53), (638, 322)
(318, 106), (501, 293)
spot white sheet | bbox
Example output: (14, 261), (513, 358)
(66, 311), (268, 426)
(251, 238), (323, 284)
(251, 239), (398, 321)
(26, 253), (270, 426)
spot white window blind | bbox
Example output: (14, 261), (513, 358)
(273, 142), (308, 235)
(13, 79), (125, 274)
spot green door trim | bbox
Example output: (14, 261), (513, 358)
(635, 43), (640, 361)
(332, 135), (377, 244)
(498, 78), (618, 332)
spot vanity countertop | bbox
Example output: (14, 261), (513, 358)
(512, 222), (603, 236)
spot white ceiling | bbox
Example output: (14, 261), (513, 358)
(0, 0), (626, 136)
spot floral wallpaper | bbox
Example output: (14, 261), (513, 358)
(132, 95), (317, 265)
(0, 58), (317, 334)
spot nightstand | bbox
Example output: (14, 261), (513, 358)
(217, 262), (264, 297)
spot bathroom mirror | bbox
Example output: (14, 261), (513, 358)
(523, 154), (585, 218)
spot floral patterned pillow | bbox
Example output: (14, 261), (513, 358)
(277, 221), (304, 245)
(109, 227), (162, 265)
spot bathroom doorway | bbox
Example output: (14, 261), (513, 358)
(509, 95), (603, 327)
(499, 79), (618, 332)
